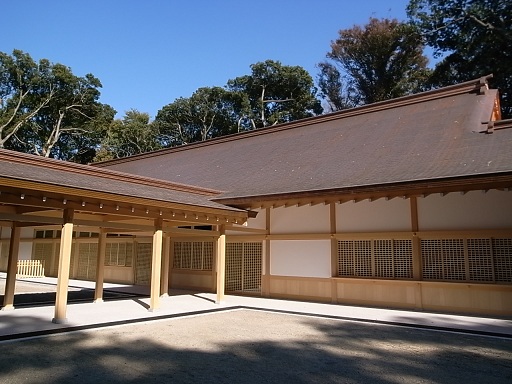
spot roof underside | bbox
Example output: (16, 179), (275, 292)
(96, 81), (512, 202)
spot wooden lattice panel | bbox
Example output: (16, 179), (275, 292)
(226, 243), (243, 292)
(442, 239), (465, 281)
(173, 241), (214, 271)
(354, 240), (372, 277)
(337, 240), (355, 276)
(173, 242), (182, 269)
(393, 239), (413, 278)
(33, 243), (53, 277)
(374, 239), (393, 278)
(203, 242), (213, 270)
(136, 243), (152, 285)
(421, 239), (444, 280)
(77, 243), (97, 280)
(191, 242), (203, 270)
(242, 242), (262, 292)
(467, 238), (494, 282)
(493, 238), (512, 283)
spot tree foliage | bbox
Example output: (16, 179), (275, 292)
(154, 87), (239, 146)
(318, 18), (431, 110)
(407, 0), (512, 117)
(0, 49), (114, 163)
(94, 109), (160, 162)
(227, 60), (322, 129)
(154, 61), (323, 148)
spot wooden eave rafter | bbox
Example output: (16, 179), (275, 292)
(216, 173), (512, 210)
(0, 180), (248, 229)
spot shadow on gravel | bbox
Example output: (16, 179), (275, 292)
(0, 289), (141, 308)
(0, 312), (510, 384)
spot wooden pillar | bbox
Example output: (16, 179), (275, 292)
(410, 197), (422, 279)
(216, 225), (226, 304)
(330, 203), (338, 304)
(1, 224), (21, 311)
(160, 234), (171, 297)
(262, 208), (271, 297)
(149, 218), (163, 311)
(53, 209), (74, 324)
(410, 197), (423, 310)
(94, 230), (107, 303)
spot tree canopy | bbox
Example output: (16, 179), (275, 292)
(94, 109), (161, 162)
(407, 0), (512, 117)
(0, 50), (114, 163)
(317, 18), (431, 110)
(227, 60), (322, 129)
(153, 60), (323, 148)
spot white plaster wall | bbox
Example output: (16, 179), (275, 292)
(270, 240), (331, 277)
(228, 209), (266, 235)
(19, 241), (33, 260)
(271, 205), (330, 234)
(1, 227), (11, 239)
(418, 190), (512, 230)
(337, 198), (411, 232)
(20, 228), (33, 239)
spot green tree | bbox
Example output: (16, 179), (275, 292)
(407, 0), (512, 117)
(0, 49), (114, 163)
(94, 109), (160, 162)
(154, 87), (239, 146)
(319, 18), (431, 109)
(227, 60), (322, 129)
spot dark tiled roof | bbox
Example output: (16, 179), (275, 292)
(0, 150), (242, 212)
(96, 78), (512, 200)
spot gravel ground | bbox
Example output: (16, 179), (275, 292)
(0, 309), (511, 384)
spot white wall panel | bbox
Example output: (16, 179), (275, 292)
(270, 240), (331, 277)
(228, 209), (266, 235)
(418, 190), (512, 230)
(18, 241), (33, 260)
(337, 198), (410, 232)
(271, 205), (330, 234)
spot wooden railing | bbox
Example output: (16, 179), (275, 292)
(17, 260), (45, 278)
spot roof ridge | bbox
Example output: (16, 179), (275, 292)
(0, 149), (221, 196)
(94, 75), (493, 167)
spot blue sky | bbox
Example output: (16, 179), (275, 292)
(3, 0), (412, 119)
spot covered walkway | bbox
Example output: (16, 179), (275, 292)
(1, 274), (511, 341)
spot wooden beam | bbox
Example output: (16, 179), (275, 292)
(216, 225), (226, 304)
(52, 208), (75, 323)
(160, 234), (171, 297)
(1, 223), (21, 310)
(149, 218), (163, 311)
(93, 231), (107, 303)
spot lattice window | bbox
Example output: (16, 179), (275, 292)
(226, 243), (243, 291)
(338, 239), (412, 279)
(338, 240), (354, 276)
(105, 242), (133, 267)
(467, 239), (494, 282)
(136, 243), (152, 285)
(203, 242), (213, 270)
(421, 239), (443, 280)
(442, 239), (465, 281)
(32, 242), (54, 277)
(173, 241), (214, 271)
(394, 239), (413, 278)
(242, 242), (262, 292)
(493, 238), (512, 283)
(173, 242), (182, 269)
(77, 243), (97, 280)
(421, 237), (512, 283)
(191, 242), (203, 270)
(374, 240), (393, 278)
